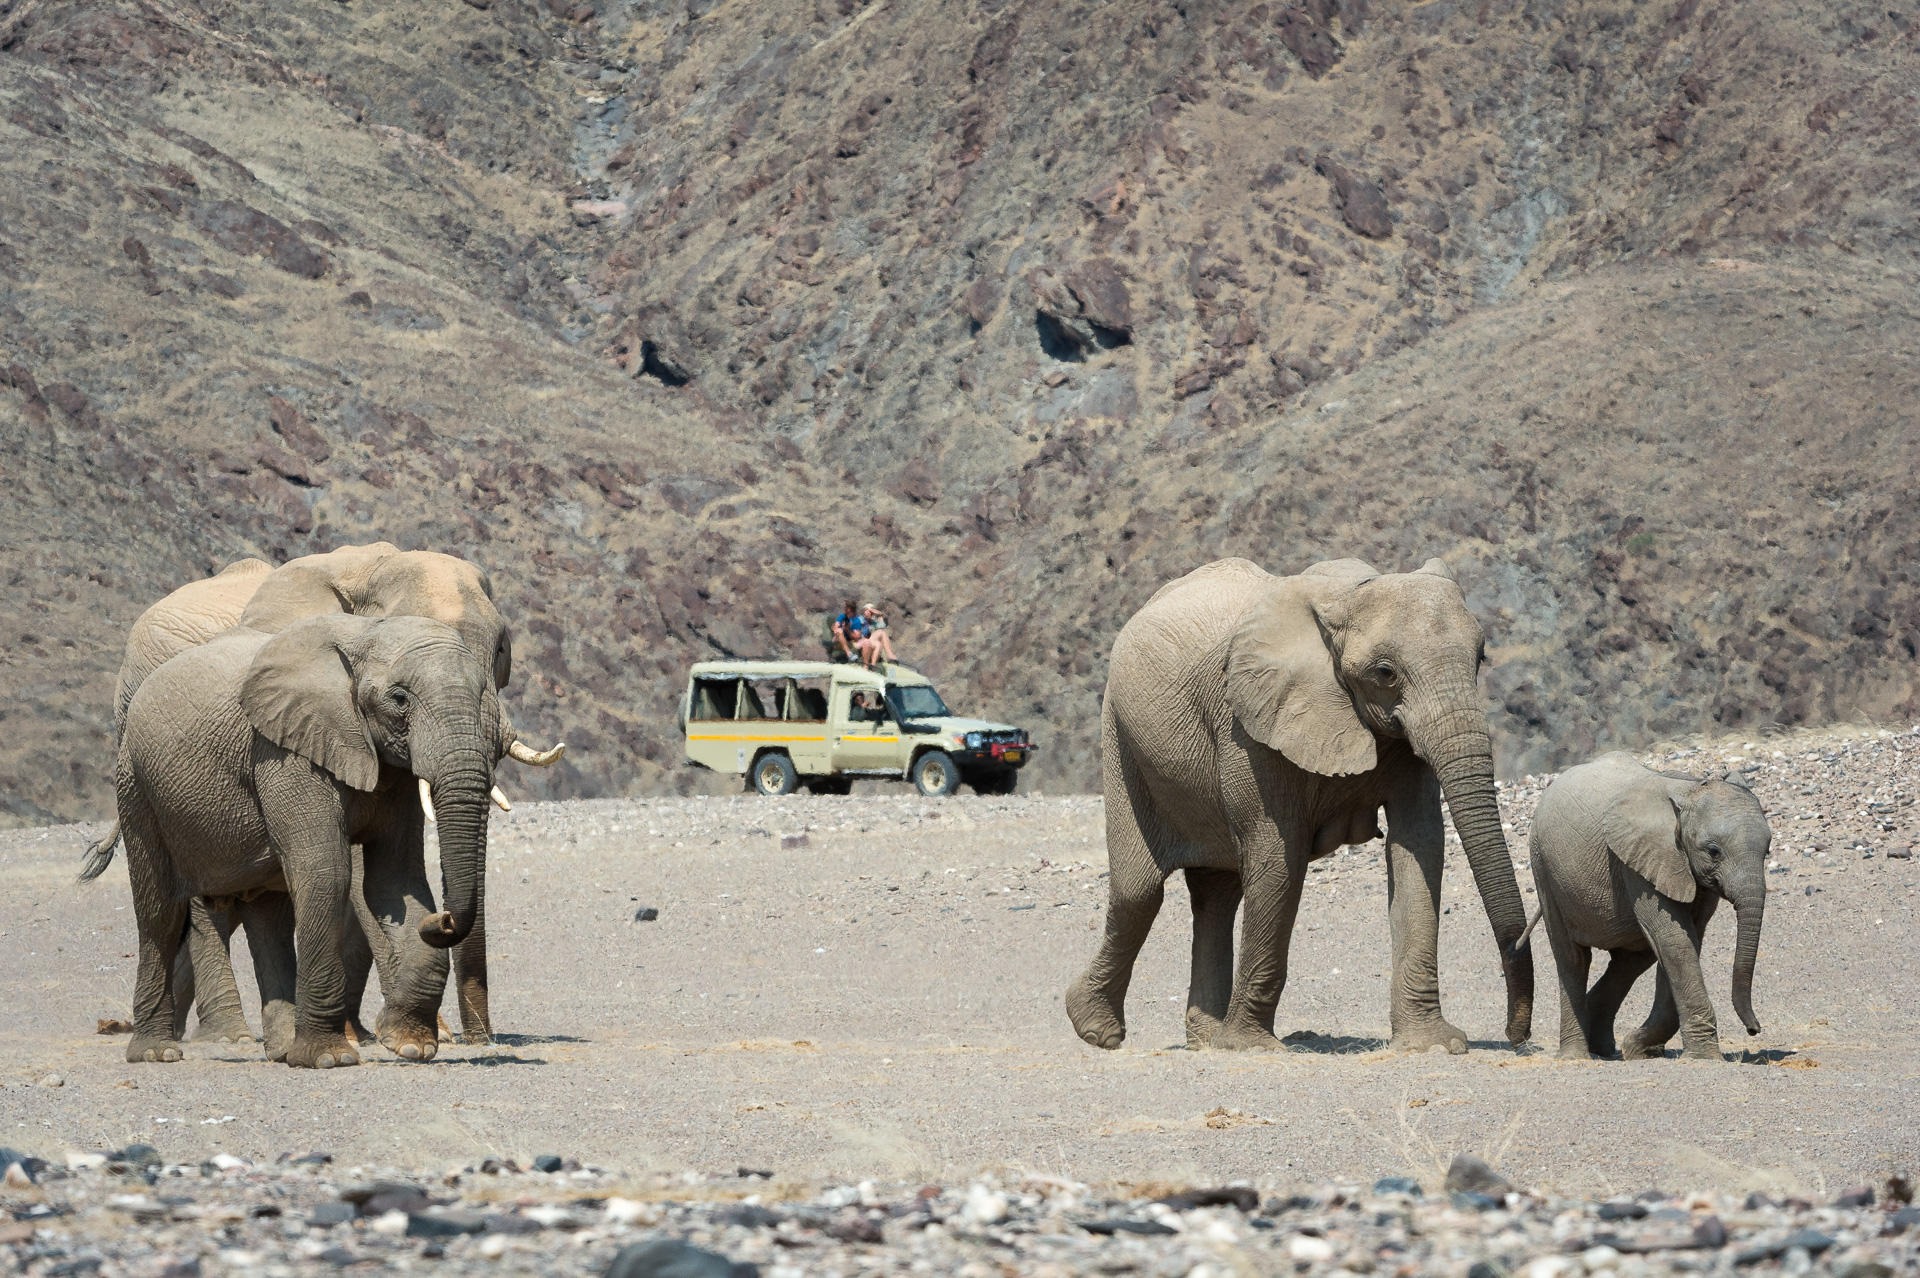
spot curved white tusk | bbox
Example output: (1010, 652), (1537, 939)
(509, 740), (566, 767)
(490, 785), (512, 813)
(418, 778), (437, 825)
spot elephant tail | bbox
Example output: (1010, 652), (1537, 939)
(78, 820), (122, 882)
(1516, 905), (1542, 949)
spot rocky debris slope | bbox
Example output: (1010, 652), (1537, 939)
(3, 0), (1918, 822)
(3, 1147), (1914, 1277)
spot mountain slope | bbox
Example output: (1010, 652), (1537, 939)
(2, 0), (1916, 823)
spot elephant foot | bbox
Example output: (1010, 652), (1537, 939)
(376, 1009), (440, 1062)
(343, 1015), (374, 1048)
(1207, 1020), (1285, 1051)
(1618, 1032), (1667, 1061)
(1679, 1041), (1725, 1063)
(126, 1035), (184, 1064)
(190, 1009), (256, 1044)
(1388, 1018), (1469, 1055)
(1555, 1042), (1595, 1061)
(1184, 1007), (1225, 1051)
(1065, 973), (1126, 1050)
(285, 1031), (361, 1070)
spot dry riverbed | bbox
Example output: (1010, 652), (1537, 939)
(4, 728), (1917, 1274)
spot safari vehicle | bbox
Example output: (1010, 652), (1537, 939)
(680, 660), (1034, 797)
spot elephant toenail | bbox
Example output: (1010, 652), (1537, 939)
(401, 1044), (420, 1059)
(317, 1054), (335, 1069)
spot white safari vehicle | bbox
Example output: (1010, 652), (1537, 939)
(680, 660), (1034, 797)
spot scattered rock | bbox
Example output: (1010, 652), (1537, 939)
(1314, 155), (1393, 239)
(1445, 1154), (1513, 1198)
(604, 1238), (755, 1278)
(633, 906), (660, 921)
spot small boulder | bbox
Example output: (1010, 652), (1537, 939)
(604, 1238), (756, 1278)
(1444, 1153), (1513, 1198)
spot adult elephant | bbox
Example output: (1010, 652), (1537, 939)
(1065, 557), (1534, 1054)
(83, 543), (563, 1048)
(115, 614), (507, 1067)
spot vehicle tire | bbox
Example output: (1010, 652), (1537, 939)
(751, 752), (798, 797)
(911, 750), (960, 798)
(804, 777), (853, 795)
(970, 769), (1018, 796)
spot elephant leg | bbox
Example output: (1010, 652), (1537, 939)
(1621, 967), (1679, 1060)
(340, 845), (375, 1046)
(1631, 892), (1721, 1061)
(1584, 947), (1656, 1058)
(120, 797), (186, 1064)
(183, 899), (254, 1043)
(1211, 820), (1306, 1051)
(454, 923), (491, 1045)
(278, 828), (359, 1070)
(235, 893), (298, 1062)
(1067, 733), (1166, 1050)
(1067, 871), (1165, 1051)
(1539, 897), (1594, 1060)
(1382, 772), (1467, 1054)
(359, 822), (447, 1062)
(1183, 867), (1241, 1049)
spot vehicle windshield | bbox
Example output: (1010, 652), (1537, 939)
(886, 684), (951, 721)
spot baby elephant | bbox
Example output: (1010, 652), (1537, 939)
(1528, 752), (1770, 1061)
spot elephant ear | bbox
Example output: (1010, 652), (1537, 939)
(238, 542), (401, 633)
(1226, 573), (1378, 776)
(1603, 782), (1696, 903)
(239, 615), (381, 791)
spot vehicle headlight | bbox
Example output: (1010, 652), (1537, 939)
(965, 732), (983, 749)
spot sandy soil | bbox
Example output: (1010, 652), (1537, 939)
(3, 732), (1917, 1202)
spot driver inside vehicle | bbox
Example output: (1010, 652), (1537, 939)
(849, 691), (888, 723)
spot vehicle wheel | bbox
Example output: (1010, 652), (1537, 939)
(911, 750), (960, 797)
(752, 752), (798, 796)
(970, 769), (1018, 796)
(805, 777), (852, 795)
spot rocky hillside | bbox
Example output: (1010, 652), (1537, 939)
(2, 0), (1916, 823)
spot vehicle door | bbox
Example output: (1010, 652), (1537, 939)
(831, 679), (901, 772)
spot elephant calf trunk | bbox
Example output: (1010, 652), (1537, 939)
(1731, 900), (1764, 1036)
(419, 911), (466, 948)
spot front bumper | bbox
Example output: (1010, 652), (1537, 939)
(952, 740), (1036, 769)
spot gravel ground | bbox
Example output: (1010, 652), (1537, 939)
(4, 727), (1917, 1275)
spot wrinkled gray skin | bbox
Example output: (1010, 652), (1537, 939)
(1066, 557), (1535, 1054)
(84, 544), (538, 1047)
(114, 615), (503, 1068)
(1527, 752), (1770, 1061)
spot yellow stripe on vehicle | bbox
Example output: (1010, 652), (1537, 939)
(836, 736), (899, 743)
(687, 733), (830, 742)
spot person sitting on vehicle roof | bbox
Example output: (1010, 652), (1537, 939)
(830, 598), (869, 664)
(861, 604), (897, 666)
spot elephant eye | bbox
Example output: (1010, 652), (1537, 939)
(388, 687), (412, 710)
(1705, 842), (1722, 860)
(1370, 661), (1398, 686)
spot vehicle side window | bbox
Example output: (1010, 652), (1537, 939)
(733, 680), (769, 720)
(783, 679), (828, 722)
(689, 677), (739, 721)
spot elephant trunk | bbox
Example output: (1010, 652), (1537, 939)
(1420, 704), (1534, 1044)
(416, 749), (492, 950)
(1729, 896), (1764, 1036)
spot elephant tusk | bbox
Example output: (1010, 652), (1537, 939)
(490, 785), (512, 813)
(508, 740), (566, 767)
(418, 778), (437, 825)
